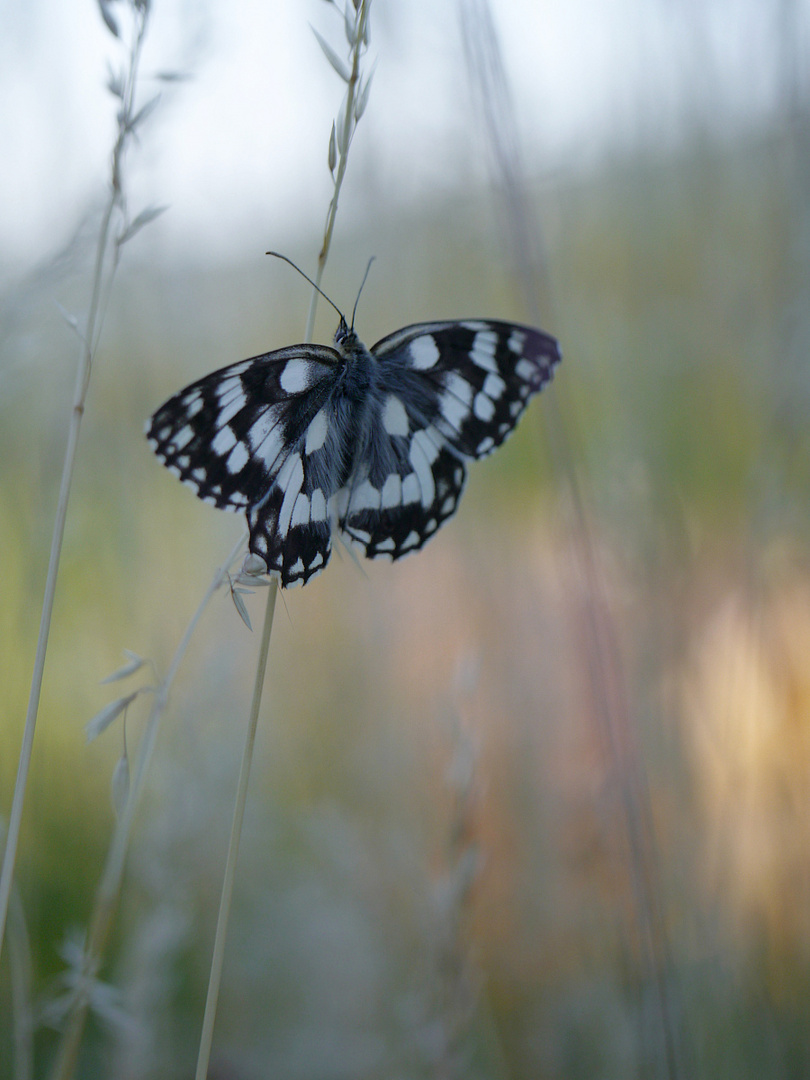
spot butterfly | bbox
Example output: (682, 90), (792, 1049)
(147, 312), (561, 587)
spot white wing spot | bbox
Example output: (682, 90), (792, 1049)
(411, 427), (441, 465)
(253, 535), (268, 554)
(350, 528), (372, 544)
(279, 360), (312, 394)
(171, 425), (195, 451)
(376, 537), (396, 552)
(226, 440), (250, 475)
(305, 408), (329, 454)
(329, 487), (350, 521)
(290, 557), (305, 576)
(441, 495), (456, 515)
(251, 419), (284, 473)
(192, 468), (206, 482)
(515, 358), (536, 382)
(216, 377), (243, 402)
(483, 372), (506, 400)
(310, 488), (328, 522)
(310, 552), (324, 569)
(402, 473), (421, 504)
(247, 412), (275, 450)
(509, 400), (522, 417)
(469, 330), (499, 374)
(408, 434), (436, 508)
(410, 335), (441, 370)
(473, 392), (495, 422)
(382, 395), (410, 436)
(291, 493), (310, 527)
(217, 390), (247, 428)
(440, 372), (474, 431)
(508, 330), (526, 353)
(444, 371), (473, 405)
(182, 479), (199, 495)
(277, 453), (304, 535)
(350, 479), (382, 511)
(381, 473), (402, 509)
(177, 455), (190, 469)
(186, 397), (204, 419)
(476, 436), (495, 455)
(212, 426), (237, 456)
(461, 320), (488, 332)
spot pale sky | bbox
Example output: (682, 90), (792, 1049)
(0, 0), (804, 272)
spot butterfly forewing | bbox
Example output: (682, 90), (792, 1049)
(372, 320), (560, 458)
(147, 317), (561, 587)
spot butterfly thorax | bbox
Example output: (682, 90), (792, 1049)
(333, 323), (375, 405)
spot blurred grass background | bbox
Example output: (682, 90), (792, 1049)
(3, 2), (810, 1077)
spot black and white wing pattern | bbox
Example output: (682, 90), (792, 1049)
(147, 318), (561, 587)
(148, 343), (346, 584)
(339, 320), (560, 562)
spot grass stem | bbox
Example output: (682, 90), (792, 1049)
(0, 7), (150, 968)
(195, 7), (372, 1072)
(306, 0), (371, 341)
(194, 581), (278, 1080)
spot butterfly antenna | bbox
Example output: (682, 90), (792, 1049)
(351, 256), (375, 330)
(266, 251), (346, 324)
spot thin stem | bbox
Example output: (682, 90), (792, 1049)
(461, 3), (679, 1075)
(0, 6), (150, 968)
(195, 581), (278, 1080)
(7, 885), (33, 1080)
(305, 0), (370, 341)
(49, 531), (248, 1080)
(195, 7), (373, 1073)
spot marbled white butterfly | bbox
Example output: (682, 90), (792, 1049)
(147, 292), (561, 587)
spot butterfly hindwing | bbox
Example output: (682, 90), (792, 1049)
(339, 413), (468, 561)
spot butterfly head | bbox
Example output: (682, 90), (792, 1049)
(334, 316), (359, 350)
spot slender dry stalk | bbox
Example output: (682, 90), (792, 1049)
(306, 0), (373, 338)
(193, 3), (374, 1075)
(6, 881), (33, 1080)
(0, 0), (159, 971)
(461, 2), (681, 1077)
(194, 581), (277, 1080)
